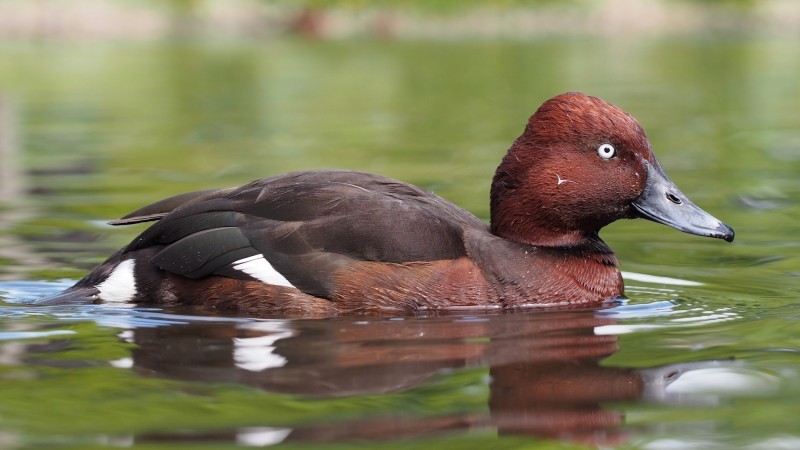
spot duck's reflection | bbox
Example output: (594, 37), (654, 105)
(125, 308), (713, 446)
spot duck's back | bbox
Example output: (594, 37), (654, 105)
(54, 171), (492, 311)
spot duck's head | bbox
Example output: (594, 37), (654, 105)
(490, 92), (734, 247)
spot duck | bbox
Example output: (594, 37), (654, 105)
(40, 92), (734, 316)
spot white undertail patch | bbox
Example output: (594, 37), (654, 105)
(96, 259), (137, 303)
(232, 254), (295, 288)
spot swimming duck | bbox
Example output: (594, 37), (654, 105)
(42, 93), (734, 315)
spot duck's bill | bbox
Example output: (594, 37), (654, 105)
(632, 161), (734, 242)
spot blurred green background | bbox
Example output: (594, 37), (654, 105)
(1, 1), (799, 449)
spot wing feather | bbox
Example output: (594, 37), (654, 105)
(117, 171), (488, 298)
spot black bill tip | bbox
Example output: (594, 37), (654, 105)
(633, 161), (734, 243)
(720, 224), (735, 242)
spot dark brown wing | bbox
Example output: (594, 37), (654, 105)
(108, 189), (219, 225)
(118, 171), (488, 298)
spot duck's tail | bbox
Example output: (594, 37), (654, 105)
(36, 287), (100, 305)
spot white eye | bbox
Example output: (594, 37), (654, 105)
(597, 143), (616, 159)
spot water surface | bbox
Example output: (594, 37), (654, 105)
(0, 38), (799, 449)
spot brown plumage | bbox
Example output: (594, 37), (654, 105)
(40, 93), (734, 316)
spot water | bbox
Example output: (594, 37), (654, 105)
(0, 37), (799, 449)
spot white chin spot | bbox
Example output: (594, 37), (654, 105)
(231, 254), (295, 288)
(96, 259), (137, 303)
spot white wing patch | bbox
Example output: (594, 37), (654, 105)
(96, 259), (137, 303)
(232, 254), (295, 288)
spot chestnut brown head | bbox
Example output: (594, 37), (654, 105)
(490, 93), (733, 247)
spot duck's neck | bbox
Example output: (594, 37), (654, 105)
(489, 180), (618, 264)
(489, 184), (602, 249)
(490, 145), (613, 248)
(493, 225), (592, 248)
(467, 230), (622, 305)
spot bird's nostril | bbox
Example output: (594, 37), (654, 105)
(666, 193), (682, 205)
